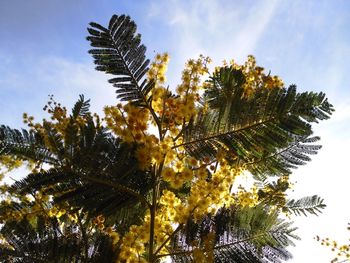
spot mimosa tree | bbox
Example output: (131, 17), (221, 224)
(0, 14), (333, 262)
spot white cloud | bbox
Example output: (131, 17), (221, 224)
(161, 0), (278, 57)
(34, 56), (117, 114)
(146, 0), (280, 87)
(0, 56), (119, 128)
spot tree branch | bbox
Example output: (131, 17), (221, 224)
(154, 224), (183, 257)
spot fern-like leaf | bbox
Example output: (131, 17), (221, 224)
(87, 14), (153, 104)
(169, 205), (298, 263)
(0, 125), (57, 164)
(181, 67), (334, 179)
(283, 195), (326, 216)
(72, 94), (90, 118)
(246, 135), (322, 179)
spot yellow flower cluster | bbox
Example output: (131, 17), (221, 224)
(162, 164), (193, 189)
(48, 205), (67, 219)
(0, 233), (12, 250)
(147, 53), (169, 84)
(235, 186), (259, 208)
(130, 133), (176, 170)
(106, 61), (255, 258)
(159, 190), (182, 221)
(177, 55), (211, 95)
(104, 103), (150, 144)
(228, 55), (284, 98)
(129, 134), (176, 170)
(93, 214), (106, 231)
(22, 95), (97, 165)
(152, 93), (197, 126)
(116, 212), (174, 263)
(0, 190), (69, 224)
(112, 154), (241, 261)
(0, 155), (22, 182)
(184, 162), (240, 222)
(105, 226), (120, 247)
(159, 160), (240, 227)
(23, 95), (70, 134)
(118, 186), (222, 262)
(150, 55), (210, 127)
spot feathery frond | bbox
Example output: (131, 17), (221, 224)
(181, 67), (334, 179)
(87, 15), (154, 104)
(283, 195), (326, 216)
(0, 125), (57, 165)
(0, 213), (116, 263)
(168, 205), (298, 263)
(72, 94), (91, 118)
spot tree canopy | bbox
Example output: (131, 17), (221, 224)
(0, 14), (334, 263)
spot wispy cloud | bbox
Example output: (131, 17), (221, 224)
(146, 0), (279, 86)
(0, 56), (117, 127)
(148, 0), (279, 59)
(35, 57), (116, 110)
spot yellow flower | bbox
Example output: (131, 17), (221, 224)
(170, 177), (183, 189)
(152, 150), (164, 164)
(162, 167), (175, 182)
(181, 167), (193, 181)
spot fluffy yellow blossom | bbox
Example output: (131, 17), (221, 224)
(225, 55), (284, 98)
(147, 53), (170, 85)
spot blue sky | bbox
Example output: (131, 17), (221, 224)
(0, 0), (349, 262)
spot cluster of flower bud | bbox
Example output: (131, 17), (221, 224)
(217, 55), (284, 98)
(147, 53), (169, 84)
(104, 103), (150, 144)
(315, 224), (350, 262)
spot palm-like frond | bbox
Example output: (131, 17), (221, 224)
(247, 135), (322, 178)
(213, 244), (292, 263)
(72, 94), (91, 118)
(169, 205), (298, 263)
(0, 125), (57, 165)
(6, 96), (152, 219)
(283, 195), (326, 216)
(256, 177), (326, 217)
(171, 245), (292, 263)
(182, 66), (334, 179)
(9, 129), (151, 219)
(86, 14), (154, 104)
(0, 213), (116, 263)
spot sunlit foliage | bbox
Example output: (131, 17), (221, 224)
(0, 14), (334, 263)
